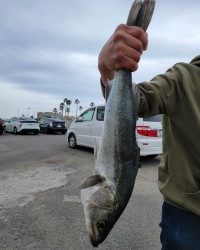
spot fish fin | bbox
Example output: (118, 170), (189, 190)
(79, 175), (102, 189)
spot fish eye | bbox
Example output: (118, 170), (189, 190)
(97, 220), (106, 231)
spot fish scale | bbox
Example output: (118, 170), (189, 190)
(80, 0), (156, 247)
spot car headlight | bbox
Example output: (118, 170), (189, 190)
(49, 122), (53, 127)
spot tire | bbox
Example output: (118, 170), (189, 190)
(0, 130), (3, 135)
(34, 131), (39, 135)
(14, 127), (18, 135)
(68, 134), (77, 149)
(147, 154), (158, 158)
(45, 127), (49, 134)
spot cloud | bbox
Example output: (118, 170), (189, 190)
(0, 0), (199, 118)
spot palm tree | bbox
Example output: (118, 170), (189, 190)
(66, 99), (72, 107)
(53, 108), (57, 118)
(66, 99), (72, 116)
(59, 102), (64, 116)
(66, 107), (70, 116)
(63, 98), (68, 116)
(79, 106), (83, 115)
(74, 99), (80, 117)
(53, 108), (57, 113)
(90, 102), (95, 107)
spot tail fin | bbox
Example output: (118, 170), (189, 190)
(126, 0), (156, 31)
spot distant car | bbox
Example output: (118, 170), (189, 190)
(38, 117), (67, 134)
(67, 105), (162, 157)
(5, 117), (40, 135)
(0, 118), (5, 135)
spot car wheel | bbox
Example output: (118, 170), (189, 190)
(147, 154), (158, 158)
(34, 131), (39, 135)
(14, 127), (18, 135)
(68, 134), (77, 149)
(0, 130), (3, 135)
(45, 127), (49, 134)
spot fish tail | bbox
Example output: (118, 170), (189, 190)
(126, 0), (155, 31)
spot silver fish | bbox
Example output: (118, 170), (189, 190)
(81, 0), (155, 247)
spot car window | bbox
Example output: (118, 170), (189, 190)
(143, 115), (162, 122)
(97, 107), (105, 121)
(38, 119), (43, 124)
(44, 118), (52, 123)
(81, 109), (95, 122)
(10, 117), (18, 122)
(21, 120), (38, 124)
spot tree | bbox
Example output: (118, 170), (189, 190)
(59, 102), (64, 116)
(63, 98), (68, 116)
(66, 99), (72, 107)
(66, 107), (70, 116)
(74, 99), (80, 117)
(53, 108), (58, 118)
(90, 102), (95, 107)
(66, 99), (72, 116)
(79, 106), (83, 114)
(53, 108), (57, 113)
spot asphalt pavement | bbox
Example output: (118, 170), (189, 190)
(0, 132), (163, 250)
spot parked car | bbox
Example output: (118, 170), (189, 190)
(0, 118), (5, 135)
(66, 105), (162, 157)
(38, 117), (67, 134)
(5, 117), (40, 135)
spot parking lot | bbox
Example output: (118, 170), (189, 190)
(0, 133), (163, 250)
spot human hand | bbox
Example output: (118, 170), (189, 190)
(98, 24), (148, 87)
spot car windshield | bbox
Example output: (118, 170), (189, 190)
(20, 120), (38, 123)
(143, 115), (162, 122)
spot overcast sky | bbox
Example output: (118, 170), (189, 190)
(0, 0), (199, 118)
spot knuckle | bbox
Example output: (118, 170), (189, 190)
(98, 57), (105, 71)
(113, 31), (125, 43)
(134, 26), (144, 35)
(114, 52), (125, 63)
(114, 42), (124, 52)
(131, 62), (138, 71)
(116, 23), (126, 31)
(135, 41), (143, 53)
(133, 51), (141, 63)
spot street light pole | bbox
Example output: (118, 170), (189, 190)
(27, 108), (31, 117)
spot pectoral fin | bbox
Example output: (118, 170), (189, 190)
(79, 175), (102, 189)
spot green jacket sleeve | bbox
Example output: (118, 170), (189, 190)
(100, 64), (184, 117)
(137, 65), (184, 117)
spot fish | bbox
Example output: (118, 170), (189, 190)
(80, 0), (156, 247)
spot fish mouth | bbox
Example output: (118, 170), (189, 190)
(87, 222), (100, 248)
(89, 236), (99, 248)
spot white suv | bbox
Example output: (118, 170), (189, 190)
(67, 105), (162, 157)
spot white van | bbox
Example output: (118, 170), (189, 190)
(66, 105), (162, 157)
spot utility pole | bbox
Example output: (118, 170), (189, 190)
(27, 108), (31, 117)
